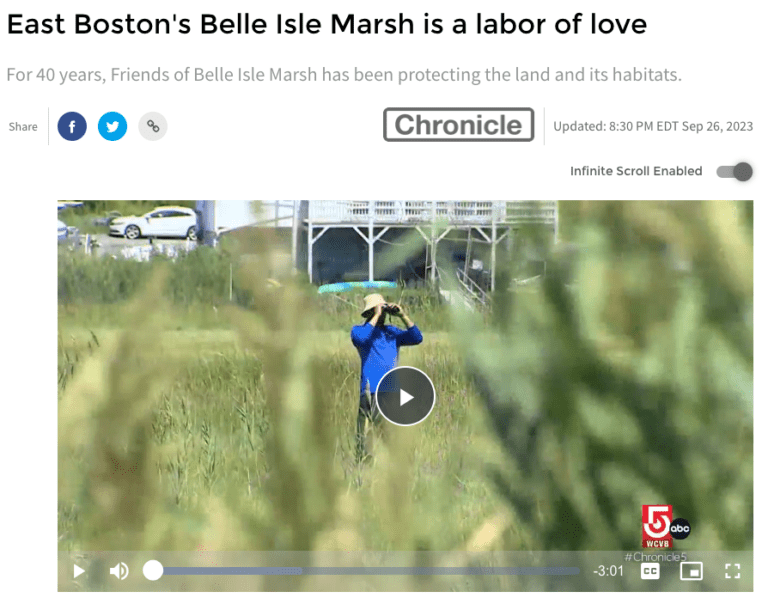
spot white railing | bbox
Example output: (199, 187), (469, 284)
(434, 265), (488, 310)
(307, 201), (556, 225)
(455, 267), (491, 306)
(502, 201), (558, 224)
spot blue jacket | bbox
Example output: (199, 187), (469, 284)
(351, 323), (423, 395)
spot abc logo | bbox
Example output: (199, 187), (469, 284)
(670, 518), (691, 539)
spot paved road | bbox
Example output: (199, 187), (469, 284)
(81, 233), (197, 258)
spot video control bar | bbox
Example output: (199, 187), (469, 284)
(162, 566), (581, 576)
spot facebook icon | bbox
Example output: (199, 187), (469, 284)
(57, 112), (87, 141)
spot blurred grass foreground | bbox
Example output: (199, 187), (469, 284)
(58, 201), (753, 590)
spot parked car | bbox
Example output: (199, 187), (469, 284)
(92, 211), (122, 227)
(110, 206), (199, 240)
(58, 220), (80, 244)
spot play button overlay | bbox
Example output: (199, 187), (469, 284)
(375, 366), (435, 426)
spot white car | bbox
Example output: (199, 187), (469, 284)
(58, 220), (80, 245)
(110, 206), (199, 240)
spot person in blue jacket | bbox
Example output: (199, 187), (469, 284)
(351, 293), (423, 461)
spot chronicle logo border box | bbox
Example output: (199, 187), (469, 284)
(383, 107), (535, 142)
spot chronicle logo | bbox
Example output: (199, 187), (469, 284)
(383, 107), (534, 142)
(670, 518), (691, 540)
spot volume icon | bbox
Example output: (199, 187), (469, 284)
(110, 562), (129, 580)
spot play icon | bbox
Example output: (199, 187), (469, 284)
(74, 564), (85, 579)
(376, 366), (435, 426)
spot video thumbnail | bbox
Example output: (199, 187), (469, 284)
(57, 200), (753, 591)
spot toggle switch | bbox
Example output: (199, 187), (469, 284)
(717, 162), (753, 181)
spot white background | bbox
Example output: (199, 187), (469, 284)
(0, 0), (763, 601)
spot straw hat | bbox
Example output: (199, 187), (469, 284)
(361, 293), (387, 316)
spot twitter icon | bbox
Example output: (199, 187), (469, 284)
(97, 111), (128, 141)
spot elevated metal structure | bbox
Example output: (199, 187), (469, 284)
(303, 201), (558, 290)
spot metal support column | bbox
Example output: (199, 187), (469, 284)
(307, 218), (313, 283)
(307, 221), (331, 284)
(353, 222), (390, 283)
(491, 220), (497, 292)
(415, 224), (450, 285)
(368, 201), (374, 281)
(430, 203), (437, 284)
(463, 228), (472, 279)
(291, 200), (298, 275)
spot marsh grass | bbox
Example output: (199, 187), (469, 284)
(58, 201), (753, 590)
(58, 244), (453, 331)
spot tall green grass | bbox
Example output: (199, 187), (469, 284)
(59, 244), (453, 331)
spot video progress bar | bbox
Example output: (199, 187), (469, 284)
(163, 567), (581, 576)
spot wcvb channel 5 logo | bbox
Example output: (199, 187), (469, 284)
(642, 505), (691, 548)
